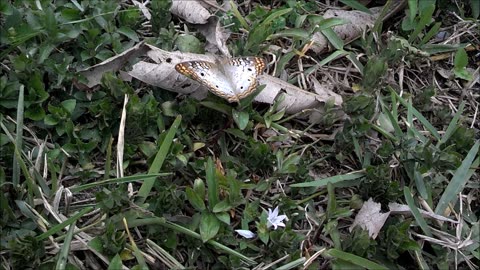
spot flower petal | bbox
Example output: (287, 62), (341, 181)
(235, 229), (256, 239)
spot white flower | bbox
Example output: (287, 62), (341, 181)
(267, 206), (287, 230)
(235, 229), (256, 239)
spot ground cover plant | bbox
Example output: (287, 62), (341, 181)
(1, 0), (479, 269)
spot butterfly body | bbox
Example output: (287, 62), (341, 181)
(175, 57), (265, 102)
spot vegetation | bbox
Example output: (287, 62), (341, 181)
(1, 0), (478, 269)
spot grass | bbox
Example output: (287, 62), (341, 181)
(1, 0), (479, 269)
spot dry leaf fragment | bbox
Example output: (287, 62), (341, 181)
(170, 0), (211, 24)
(388, 203), (458, 223)
(311, 1), (407, 53)
(350, 198), (390, 239)
(196, 18), (231, 57)
(78, 42), (149, 88)
(132, 0), (151, 20)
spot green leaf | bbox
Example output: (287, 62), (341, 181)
(471, 0), (479, 18)
(327, 249), (388, 270)
(246, 8), (292, 50)
(338, 0), (371, 13)
(268, 28), (310, 40)
(61, 99), (76, 114)
(404, 187), (432, 237)
(38, 43), (56, 64)
(453, 48), (473, 80)
(320, 28), (344, 50)
(24, 104), (46, 121)
(205, 157), (219, 209)
(36, 207), (93, 241)
(318, 50), (348, 67)
(407, 0), (418, 25)
(232, 109), (249, 130)
(212, 200), (232, 213)
(56, 220), (76, 270)
(108, 254), (124, 270)
(175, 34), (204, 54)
(137, 115), (182, 203)
(215, 212), (231, 225)
(186, 187), (206, 211)
(290, 171), (364, 188)
(435, 141), (480, 215)
(13, 86), (24, 187)
(454, 48), (468, 69)
(193, 178), (206, 200)
(408, 3), (435, 43)
(199, 211), (220, 242)
(117, 26), (139, 42)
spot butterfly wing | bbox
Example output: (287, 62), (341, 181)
(221, 57), (266, 101)
(175, 61), (237, 101)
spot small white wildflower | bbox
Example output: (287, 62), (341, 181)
(235, 229), (256, 239)
(267, 206), (287, 230)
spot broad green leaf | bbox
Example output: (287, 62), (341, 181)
(175, 34), (204, 54)
(193, 178), (206, 200)
(186, 187), (206, 211)
(453, 48), (473, 80)
(215, 212), (231, 225)
(108, 254), (124, 270)
(454, 48), (468, 69)
(117, 26), (139, 42)
(199, 211), (220, 242)
(61, 99), (76, 114)
(213, 200), (232, 213)
(232, 109), (249, 130)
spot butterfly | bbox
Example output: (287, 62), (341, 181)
(175, 57), (266, 103)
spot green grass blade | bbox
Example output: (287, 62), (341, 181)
(420, 22), (441, 46)
(290, 171), (364, 188)
(127, 217), (256, 265)
(70, 173), (169, 193)
(36, 206), (93, 241)
(435, 141), (480, 215)
(104, 136), (114, 180)
(338, 0), (371, 13)
(229, 1), (249, 29)
(408, 3), (435, 43)
(13, 85), (24, 187)
(137, 115), (182, 203)
(404, 187), (432, 237)
(206, 157), (219, 209)
(1, 120), (40, 200)
(276, 257), (307, 270)
(318, 50), (348, 67)
(320, 28), (344, 50)
(327, 249), (388, 270)
(436, 101), (465, 147)
(394, 89), (439, 141)
(407, 0), (418, 24)
(56, 220), (77, 270)
(147, 239), (185, 269)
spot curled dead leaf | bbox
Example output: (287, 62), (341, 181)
(170, 0), (211, 24)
